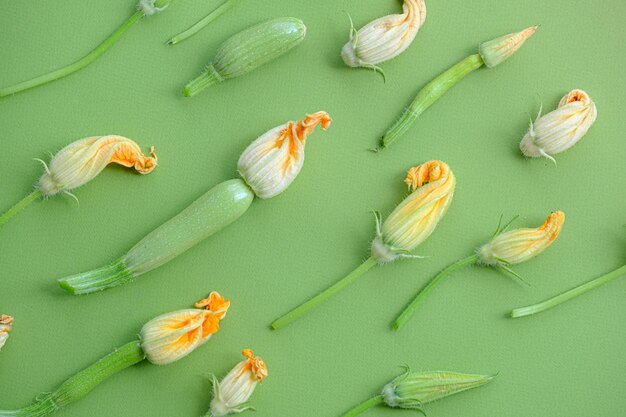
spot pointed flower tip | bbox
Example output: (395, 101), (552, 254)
(478, 211), (564, 266)
(237, 112), (332, 199)
(479, 25), (538, 68)
(140, 292), (230, 365)
(37, 135), (158, 197)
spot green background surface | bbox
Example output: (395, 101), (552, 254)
(1, 0), (625, 416)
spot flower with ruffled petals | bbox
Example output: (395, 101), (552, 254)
(140, 292), (230, 365)
(237, 112), (331, 199)
(342, 0), (426, 71)
(520, 90), (597, 162)
(207, 349), (268, 417)
(372, 160), (455, 263)
(478, 211), (565, 266)
(479, 26), (537, 68)
(0, 315), (14, 352)
(37, 135), (157, 197)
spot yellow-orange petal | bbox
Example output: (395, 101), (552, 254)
(242, 349), (268, 383)
(478, 211), (565, 266)
(195, 291), (231, 341)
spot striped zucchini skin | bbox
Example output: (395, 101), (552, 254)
(212, 17), (306, 79)
(123, 179), (254, 275)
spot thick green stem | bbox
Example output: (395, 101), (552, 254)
(58, 258), (134, 295)
(183, 65), (223, 96)
(271, 257), (377, 330)
(0, 341), (145, 417)
(511, 264), (626, 318)
(0, 10), (144, 98)
(0, 190), (42, 228)
(340, 395), (384, 417)
(167, 0), (239, 45)
(394, 254), (479, 330)
(377, 54), (484, 151)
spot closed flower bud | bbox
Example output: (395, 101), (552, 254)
(372, 160), (455, 263)
(478, 26), (537, 68)
(237, 112), (331, 199)
(381, 368), (494, 410)
(342, 0), (426, 70)
(0, 315), (13, 352)
(478, 211), (564, 266)
(37, 135), (157, 197)
(520, 89), (597, 162)
(207, 349), (268, 417)
(140, 292), (230, 365)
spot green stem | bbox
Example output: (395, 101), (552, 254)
(271, 257), (377, 330)
(0, 190), (42, 228)
(394, 254), (479, 330)
(183, 65), (223, 96)
(0, 341), (145, 417)
(0, 10), (144, 98)
(377, 54), (484, 151)
(58, 258), (134, 295)
(511, 264), (626, 318)
(167, 0), (239, 45)
(340, 395), (384, 417)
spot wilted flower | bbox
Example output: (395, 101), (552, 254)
(478, 26), (537, 68)
(136, 0), (172, 16)
(478, 211), (565, 266)
(207, 349), (268, 417)
(372, 160), (455, 263)
(37, 135), (157, 197)
(520, 89), (597, 162)
(140, 291), (230, 365)
(342, 0), (426, 72)
(237, 112), (331, 199)
(0, 315), (13, 352)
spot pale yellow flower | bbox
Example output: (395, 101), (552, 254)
(208, 349), (268, 417)
(372, 160), (455, 263)
(140, 292), (229, 365)
(478, 211), (565, 266)
(520, 90), (597, 162)
(478, 26), (537, 68)
(0, 315), (14, 352)
(237, 112), (331, 199)
(342, 0), (426, 71)
(37, 135), (157, 197)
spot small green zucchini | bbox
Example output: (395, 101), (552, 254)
(58, 179), (254, 294)
(183, 17), (306, 97)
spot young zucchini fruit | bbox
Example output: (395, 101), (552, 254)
(183, 17), (306, 97)
(58, 112), (331, 295)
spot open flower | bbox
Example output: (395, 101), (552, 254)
(140, 292), (230, 365)
(478, 26), (537, 68)
(372, 160), (455, 263)
(520, 89), (597, 162)
(37, 135), (157, 197)
(478, 211), (565, 266)
(342, 0), (426, 73)
(0, 315), (13, 352)
(237, 112), (331, 199)
(207, 349), (268, 417)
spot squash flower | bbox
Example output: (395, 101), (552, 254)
(0, 292), (229, 417)
(393, 212), (564, 330)
(271, 160), (454, 330)
(520, 89), (597, 163)
(206, 349), (268, 417)
(0, 315), (13, 352)
(341, 0), (427, 78)
(0, 135), (157, 229)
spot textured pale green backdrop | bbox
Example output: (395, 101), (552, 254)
(1, 0), (624, 416)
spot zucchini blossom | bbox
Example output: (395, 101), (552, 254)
(0, 315), (13, 352)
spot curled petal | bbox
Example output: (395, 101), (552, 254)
(479, 26), (537, 68)
(0, 315), (14, 352)
(342, 0), (426, 68)
(520, 89), (597, 160)
(242, 348), (268, 383)
(237, 112), (331, 199)
(478, 211), (565, 266)
(372, 161), (455, 263)
(37, 135), (158, 196)
(140, 292), (230, 365)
